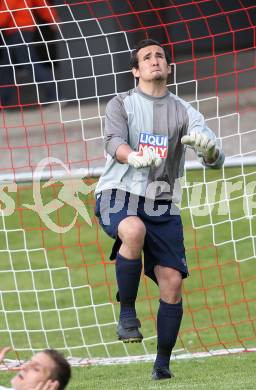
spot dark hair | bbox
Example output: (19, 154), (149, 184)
(43, 349), (71, 390)
(130, 39), (171, 69)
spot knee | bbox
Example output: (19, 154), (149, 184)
(118, 217), (146, 245)
(161, 283), (182, 304)
(155, 266), (183, 304)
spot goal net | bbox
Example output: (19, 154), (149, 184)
(0, 0), (256, 366)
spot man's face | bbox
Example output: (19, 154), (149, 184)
(11, 352), (56, 390)
(132, 45), (171, 82)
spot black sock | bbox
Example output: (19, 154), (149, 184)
(115, 252), (142, 320)
(154, 299), (183, 369)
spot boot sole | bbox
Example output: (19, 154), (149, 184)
(118, 336), (143, 343)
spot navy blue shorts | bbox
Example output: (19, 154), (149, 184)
(95, 189), (188, 283)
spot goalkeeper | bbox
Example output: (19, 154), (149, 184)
(95, 39), (224, 380)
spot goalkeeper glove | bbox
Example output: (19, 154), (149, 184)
(127, 148), (162, 169)
(181, 132), (219, 162)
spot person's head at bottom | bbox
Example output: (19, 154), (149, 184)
(11, 349), (71, 390)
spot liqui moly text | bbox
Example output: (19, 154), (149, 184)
(138, 132), (168, 158)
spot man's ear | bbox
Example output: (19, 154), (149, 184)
(167, 64), (172, 75)
(132, 67), (140, 79)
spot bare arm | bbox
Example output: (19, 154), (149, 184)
(115, 144), (133, 164)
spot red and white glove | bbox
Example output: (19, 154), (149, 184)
(181, 132), (219, 162)
(127, 148), (162, 169)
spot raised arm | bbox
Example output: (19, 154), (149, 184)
(105, 96), (161, 168)
(179, 98), (225, 168)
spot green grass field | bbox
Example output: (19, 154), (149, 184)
(0, 167), (256, 388)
